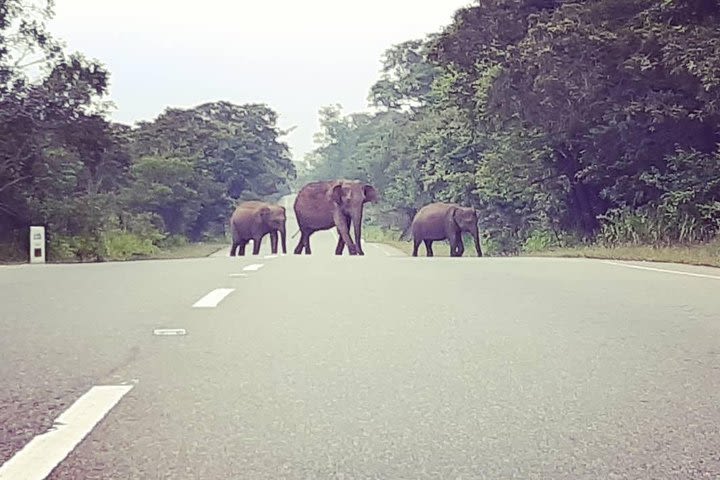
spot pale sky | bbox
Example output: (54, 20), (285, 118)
(49, 1), (472, 162)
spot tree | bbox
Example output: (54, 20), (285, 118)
(0, 0), (111, 246)
(305, 0), (720, 251)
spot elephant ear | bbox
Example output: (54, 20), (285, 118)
(258, 206), (272, 222)
(363, 184), (378, 203)
(445, 205), (459, 232)
(329, 182), (344, 205)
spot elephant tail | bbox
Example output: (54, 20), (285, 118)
(291, 229), (300, 239)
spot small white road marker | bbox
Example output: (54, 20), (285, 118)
(604, 261), (720, 280)
(229, 273), (248, 278)
(243, 264), (264, 272)
(264, 254), (278, 259)
(192, 288), (235, 308)
(0, 385), (133, 480)
(153, 328), (187, 336)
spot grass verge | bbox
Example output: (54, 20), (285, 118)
(365, 225), (720, 267)
(140, 242), (227, 260)
(529, 242), (720, 268)
(0, 241), (226, 264)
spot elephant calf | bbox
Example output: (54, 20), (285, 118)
(411, 203), (482, 257)
(229, 201), (287, 256)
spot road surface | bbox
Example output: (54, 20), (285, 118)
(1, 199), (720, 479)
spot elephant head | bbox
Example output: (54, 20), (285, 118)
(447, 206), (483, 257)
(329, 180), (378, 255)
(260, 205), (287, 254)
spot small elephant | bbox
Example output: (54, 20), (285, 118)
(229, 201), (287, 256)
(293, 180), (378, 256)
(411, 202), (483, 257)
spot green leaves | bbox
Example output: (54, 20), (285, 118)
(306, 0), (720, 252)
(0, 0), (295, 258)
(129, 102), (295, 200)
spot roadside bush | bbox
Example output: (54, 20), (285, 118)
(0, 241), (25, 262)
(158, 234), (189, 249)
(602, 149), (720, 246)
(47, 234), (106, 262)
(522, 230), (562, 253)
(104, 231), (159, 260)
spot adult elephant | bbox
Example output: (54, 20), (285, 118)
(293, 180), (378, 256)
(229, 201), (287, 256)
(411, 203), (483, 257)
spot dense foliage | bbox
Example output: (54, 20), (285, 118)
(302, 0), (720, 253)
(0, 1), (295, 261)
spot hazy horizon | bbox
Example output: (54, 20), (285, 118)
(48, 1), (472, 162)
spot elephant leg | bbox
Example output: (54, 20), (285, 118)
(270, 231), (278, 254)
(455, 236), (465, 257)
(412, 238), (421, 257)
(335, 235), (345, 255)
(230, 242), (239, 257)
(334, 212), (357, 255)
(335, 216), (351, 255)
(303, 229), (313, 255)
(448, 230), (462, 257)
(252, 236), (262, 255)
(424, 240), (434, 257)
(280, 227), (287, 254)
(293, 231), (306, 255)
(237, 240), (248, 256)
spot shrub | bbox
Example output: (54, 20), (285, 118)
(104, 231), (159, 261)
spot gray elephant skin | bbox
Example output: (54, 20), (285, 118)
(229, 201), (287, 256)
(411, 202), (482, 257)
(293, 180), (378, 256)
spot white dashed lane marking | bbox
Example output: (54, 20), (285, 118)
(153, 328), (187, 336)
(243, 264), (264, 272)
(0, 385), (133, 480)
(192, 288), (235, 308)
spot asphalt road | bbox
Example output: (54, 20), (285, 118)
(2, 202), (720, 478)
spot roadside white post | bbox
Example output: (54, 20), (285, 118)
(29, 226), (46, 264)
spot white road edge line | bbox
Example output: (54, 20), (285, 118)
(243, 264), (264, 272)
(0, 385), (133, 480)
(263, 254), (278, 259)
(192, 288), (235, 308)
(229, 273), (248, 278)
(604, 261), (720, 280)
(370, 243), (392, 257)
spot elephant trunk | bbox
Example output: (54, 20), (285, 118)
(352, 210), (363, 255)
(471, 226), (483, 257)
